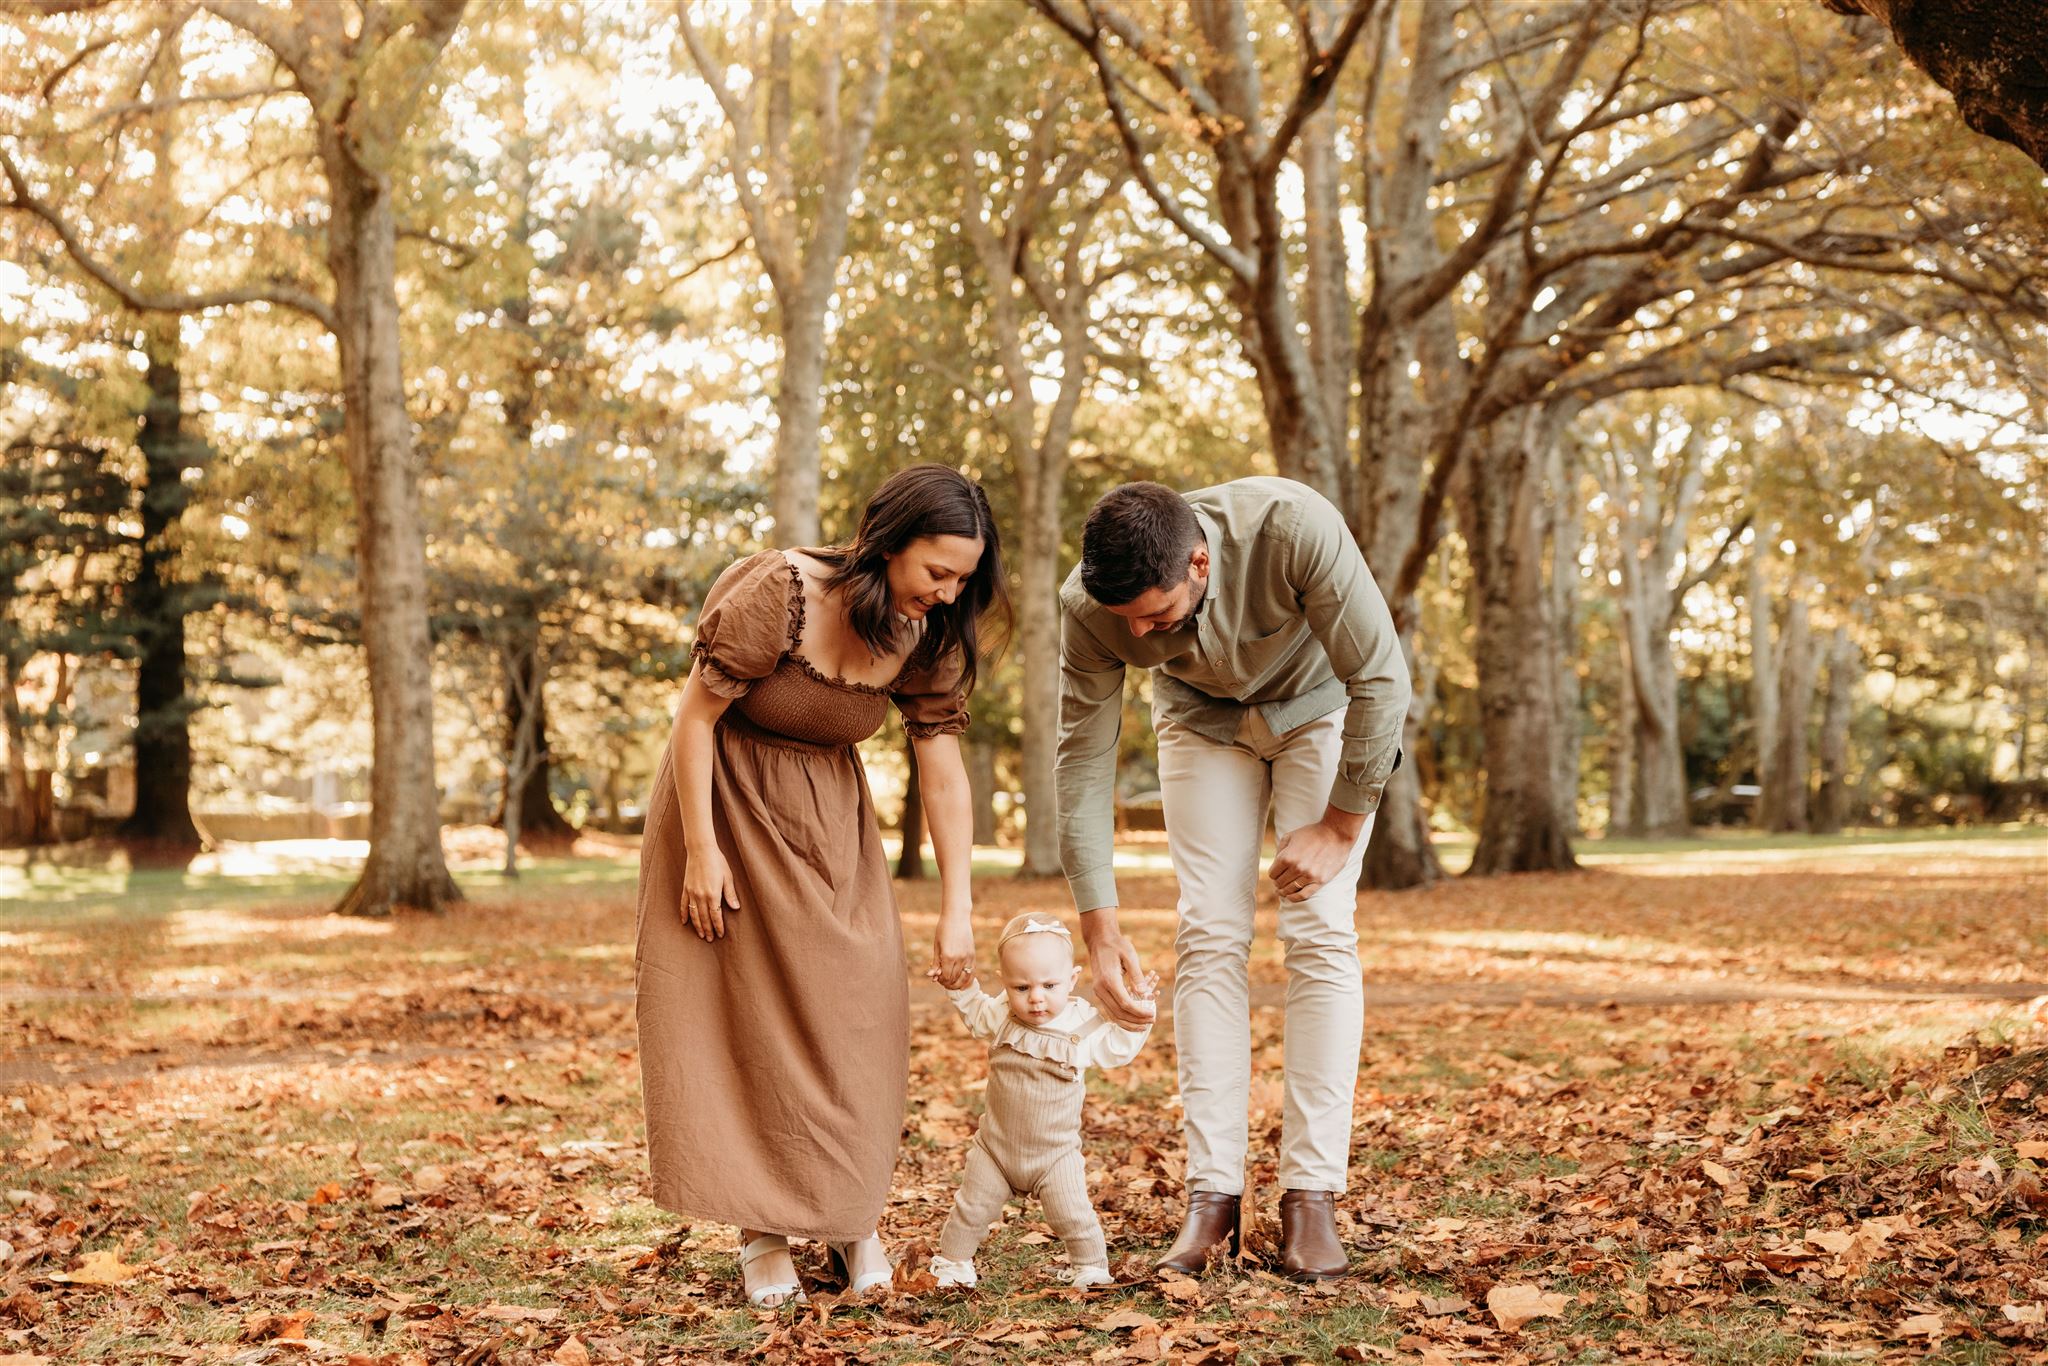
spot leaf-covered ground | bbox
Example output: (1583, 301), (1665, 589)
(4, 829), (2048, 1365)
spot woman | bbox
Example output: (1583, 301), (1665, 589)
(634, 465), (1007, 1307)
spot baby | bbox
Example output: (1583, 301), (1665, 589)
(927, 912), (1156, 1289)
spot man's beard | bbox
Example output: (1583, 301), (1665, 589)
(1165, 574), (1209, 631)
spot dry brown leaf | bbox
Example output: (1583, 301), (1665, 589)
(1095, 1308), (1161, 1334)
(478, 1304), (559, 1323)
(1894, 1313), (1944, 1339)
(1487, 1283), (1570, 1332)
(2015, 1141), (2048, 1162)
(2004, 1304), (2047, 1325)
(551, 1336), (590, 1366)
(242, 1310), (315, 1342)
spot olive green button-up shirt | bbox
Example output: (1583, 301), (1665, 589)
(1056, 477), (1411, 913)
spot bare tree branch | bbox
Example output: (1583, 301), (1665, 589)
(0, 143), (337, 331)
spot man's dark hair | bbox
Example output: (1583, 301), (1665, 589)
(1079, 482), (1200, 606)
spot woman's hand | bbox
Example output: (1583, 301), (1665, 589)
(929, 911), (975, 989)
(680, 844), (739, 941)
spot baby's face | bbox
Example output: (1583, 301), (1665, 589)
(999, 936), (1083, 1026)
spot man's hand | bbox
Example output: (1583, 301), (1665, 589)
(1269, 810), (1364, 902)
(1080, 906), (1155, 1027)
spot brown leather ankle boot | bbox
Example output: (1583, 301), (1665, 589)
(1278, 1189), (1348, 1280)
(1154, 1190), (1241, 1276)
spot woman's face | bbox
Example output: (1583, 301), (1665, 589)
(886, 533), (984, 622)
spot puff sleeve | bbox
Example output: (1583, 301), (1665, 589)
(689, 551), (799, 699)
(891, 641), (970, 738)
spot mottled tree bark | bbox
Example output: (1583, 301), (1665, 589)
(964, 739), (999, 847)
(1747, 544), (1779, 829)
(896, 735), (926, 880)
(1760, 583), (1816, 834)
(1462, 415), (1577, 875)
(1822, 0), (2048, 170)
(325, 138), (462, 916)
(1813, 625), (1860, 833)
(117, 322), (202, 854)
(1547, 436), (1586, 837)
(497, 640), (575, 845)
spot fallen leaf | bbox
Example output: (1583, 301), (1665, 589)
(1487, 1283), (1570, 1333)
(552, 1336), (590, 1366)
(49, 1250), (141, 1286)
(2002, 1304), (2046, 1325)
(242, 1310), (315, 1342)
(1420, 1294), (1471, 1316)
(1894, 1313), (1945, 1339)
(478, 1304), (559, 1323)
(2016, 1141), (2048, 1162)
(1701, 1159), (1740, 1189)
(1095, 1308), (1160, 1334)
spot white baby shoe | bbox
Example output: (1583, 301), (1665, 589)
(930, 1254), (978, 1288)
(1067, 1263), (1113, 1289)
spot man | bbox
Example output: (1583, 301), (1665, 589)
(1057, 477), (1410, 1281)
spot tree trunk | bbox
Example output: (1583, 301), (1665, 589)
(1814, 625), (1859, 834)
(771, 300), (826, 548)
(965, 738), (998, 846)
(0, 655), (43, 845)
(1463, 417), (1577, 875)
(1821, 0), (2048, 171)
(896, 734), (926, 879)
(1747, 544), (1779, 827)
(1363, 635), (1442, 888)
(1014, 502), (1064, 876)
(1622, 611), (1689, 837)
(116, 318), (202, 855)
(1547, 437), (1585, 838)
(326, 156), (461, 916)
(496, 640), (575, 844)
(1761, 584), (1815, 833)
(1610, 633), (1637, 836)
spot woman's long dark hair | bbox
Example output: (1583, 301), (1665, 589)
(811, 465), (1009, 696)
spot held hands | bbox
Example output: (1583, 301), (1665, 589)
(1269, 817), (1359, 902)
(926, 910), (975, 990)
(680, 845), (740, 940)
(1083, 913), (1157, 1028)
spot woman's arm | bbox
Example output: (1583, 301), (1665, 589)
(913, 730), (976, 987)
(671, 665), (737, 940)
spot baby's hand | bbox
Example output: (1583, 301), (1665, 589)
(925, 963), (972, 990)
(1130, 971), (1161, 1018)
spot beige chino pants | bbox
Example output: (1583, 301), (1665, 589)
(1157, 705), (1372, 1196)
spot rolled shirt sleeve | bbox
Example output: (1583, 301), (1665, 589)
(1081, 1011), (1152, 1071)
(1056, 603), (1127, 913)
(1285, 490), (1412, 816)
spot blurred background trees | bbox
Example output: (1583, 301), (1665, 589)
(3, 0), (2044, 911)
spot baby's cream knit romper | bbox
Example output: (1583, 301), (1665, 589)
(938, 988), (1150, 1271)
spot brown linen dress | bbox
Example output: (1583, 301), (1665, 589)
(634, 549), (968, 1242)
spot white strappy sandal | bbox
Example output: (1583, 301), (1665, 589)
(828, 1234), (894, 1296)
(740, 1235), (807, 1308)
